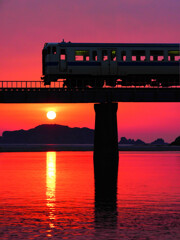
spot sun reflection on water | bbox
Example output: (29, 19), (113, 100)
(46, 152), (56, 233)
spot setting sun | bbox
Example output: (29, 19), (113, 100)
(47, 111), (56, 120)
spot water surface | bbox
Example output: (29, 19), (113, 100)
(0, 152), (180, 239)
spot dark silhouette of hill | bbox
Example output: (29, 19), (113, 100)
(119, 137), (146, 145)
(0, 124), (94, 144)
(119, 137), (168, 145)
(0, 125), (176, 145)
(171, 136), (180, 146)
(150, 138), (168, 145)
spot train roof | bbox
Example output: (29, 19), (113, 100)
(44, 42), (180, 48)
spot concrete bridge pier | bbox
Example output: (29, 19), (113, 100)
(94, 103), (119, 201)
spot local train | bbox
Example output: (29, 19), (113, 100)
(42, 41), (180, 87)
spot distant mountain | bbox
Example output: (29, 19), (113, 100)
(118, 137), (169, 145)
(119, 137), (146, 145)
(171, 136), (180, 146)
(136, 139), (146, 145)
(150, 138), (168, 145)
(0, 124), (94, 144)
(0, 125), (175, 145)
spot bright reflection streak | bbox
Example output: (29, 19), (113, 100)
(46, 152), (56, 231)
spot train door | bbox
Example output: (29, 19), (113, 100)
(110, 49), (117, 75)
(101, 49), (117, 76)
(101, 49), (110, 76)
(59, 48), (67, 72)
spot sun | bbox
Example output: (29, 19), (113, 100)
(47, 111), (56, 120)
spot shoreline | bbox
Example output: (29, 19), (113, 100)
(0, 144), (180, 152)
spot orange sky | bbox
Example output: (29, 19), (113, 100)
(0, 103), (179, 142)
(0, 0), (180, 142)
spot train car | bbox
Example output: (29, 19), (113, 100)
(42, 41), (180, 87)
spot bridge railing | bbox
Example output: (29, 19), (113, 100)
(0, 81), (57, 89)
(0, 80), (180, 89)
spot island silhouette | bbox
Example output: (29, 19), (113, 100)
(0, 124), (94, 144)
(171, 136), (180, 146)
(119, 137), (168, 145)
(0, 124), (179, 145)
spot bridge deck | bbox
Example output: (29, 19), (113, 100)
(0, 81), (180, 103)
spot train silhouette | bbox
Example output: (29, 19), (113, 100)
(42, 41), (180, 87)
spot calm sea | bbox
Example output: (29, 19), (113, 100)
(0, 152), (180, 240)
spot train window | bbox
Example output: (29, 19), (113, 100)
(150, 55), (158, 61)
(158, 56), (164, 61)
(60, 55), (66, 60)
(92, 51), (97, 61)
(141, 56), (146, 61)
(75, 50), (89, 61)
(60, 49), (66, 60)
(111, 50), (116, 61)
(121, 51), (126, 61)
(175, 56), (180, 61)
(168, 50), (180, 61)
(150, 50), (164, 61)
(102, 50), (108, 61)
(131, 50), (146, 61)
(76, 55), (84, 61)
(150, 56), (154, 61)
(132, 56), (136, 61)
(52, 47), (56, 55)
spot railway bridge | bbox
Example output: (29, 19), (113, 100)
(0, 80), (180, 103)
(0, 80), (180, 200)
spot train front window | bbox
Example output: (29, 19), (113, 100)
(43, 48), (47, 56)
(75, 50), (89, 61)
(47, 46), (51, 54)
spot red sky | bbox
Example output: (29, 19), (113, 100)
(0, 0), (180, 142)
